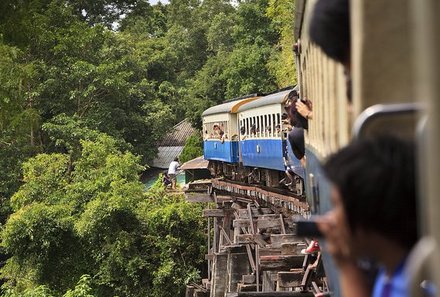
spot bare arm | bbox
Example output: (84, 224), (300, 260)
(296, 100), (313, 119)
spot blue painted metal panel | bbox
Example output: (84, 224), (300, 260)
(304, 147), (341, 297)
(286, 141), (306, 179)
(240, 139), (285, 171)
(204, 140), (239, 163)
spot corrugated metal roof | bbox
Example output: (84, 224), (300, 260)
(151, 146), (184, 169)
(237, 89), (293, 112)
(180, 156), (209, 170)
(202, 97), (260, 116)
(151, 119), (197, 169)
(158, 119), (197, 146)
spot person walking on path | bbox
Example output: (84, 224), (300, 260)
(168, 157), (180, 190)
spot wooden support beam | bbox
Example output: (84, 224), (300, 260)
(233, 219), (250, 228)
(276, 271), (304, 288)
(280, 214), (286, 234)
(247, 203), (255, 234)
(256, 218), (282, 229)
(259, 255), (305, 271)
(203, 209), (234, 217)
(235, 234), (268, 247)
(246, 245), (256, 272)
(220, 227), (233, 245)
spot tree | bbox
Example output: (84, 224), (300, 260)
(179, 132), (203, 163)
(222, 44), (278, 98)
(2, 134), (206, 297)
(267, 0), (296, 86)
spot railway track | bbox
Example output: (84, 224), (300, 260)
(207, 178), (310, 216)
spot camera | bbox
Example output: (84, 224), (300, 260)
(295, 219), (323, 237)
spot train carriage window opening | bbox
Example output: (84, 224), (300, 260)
(256, 116), (259, 138)
(222, 122), (227, 139)
(277, 113), (281, 138)
(246, 118), (249, 137)
(259, 115), (263, 138)
(268, 114), (272, 137)
(272, 113), (277, 137)
(203, 124), (208, 140)
(264, 115), (268, 137)
(255, 116), (258, 137)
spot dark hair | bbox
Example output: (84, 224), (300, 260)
(174, 157), (179, 162)
(323, 135), (417, 249)
(309, 0), (350, 64)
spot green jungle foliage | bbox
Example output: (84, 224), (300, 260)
(2, 134), (206, 296)
(0, 0), (296, 295)
(179, 133), (203, 164)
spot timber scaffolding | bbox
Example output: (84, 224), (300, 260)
(184, 179), (330, 297)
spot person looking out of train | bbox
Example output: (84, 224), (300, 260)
(296, 98), (313, 120)
(285, 90), (310, 167)
(213, 123), (223, 139)
(317, 136), (417, 297)
(309, 0), (352, 101)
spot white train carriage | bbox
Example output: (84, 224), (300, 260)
(237, 89), (304, 179)
(202, 96), (259, 164)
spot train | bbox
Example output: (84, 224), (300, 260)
(202, 88), (306, 196)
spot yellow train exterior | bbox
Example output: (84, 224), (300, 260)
(296, 0), (440, 295)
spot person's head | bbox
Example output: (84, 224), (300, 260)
(309, 0), (352, 101)
(285, 90), (299, 104)
(174, 157), (179, 162)
(309, 0), (350, 67)
(323, 135), (417, 251)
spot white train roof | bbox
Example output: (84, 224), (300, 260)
(202, 96), (260, 116)
(237, 88), (295, 112)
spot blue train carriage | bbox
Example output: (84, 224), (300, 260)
(202, 96), (260, 177)
(237, 89), (304, 190)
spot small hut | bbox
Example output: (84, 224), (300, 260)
(151, 119), (196, 169)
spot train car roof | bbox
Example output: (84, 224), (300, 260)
(202, 96), (260, 116)
(237, 89), (293, 112)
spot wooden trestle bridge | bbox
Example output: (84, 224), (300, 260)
(184, 179), (330, 297)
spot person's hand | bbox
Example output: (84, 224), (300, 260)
(296, 100), (312, 119)
(316, 212), (355, 267)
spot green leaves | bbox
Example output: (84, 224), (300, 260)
(179, 132), (203, 163)
(2, 132), (206, 297)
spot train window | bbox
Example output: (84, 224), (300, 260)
(277, 113), (281, 137)
(251, 117), (256, 137)
(265, 115), (268, 137)
(260, 115), (263, 138)
(267, 114), (271, 137)
(256, 116), (260, 138)
(246, 118), (249, 137)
